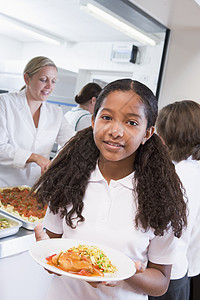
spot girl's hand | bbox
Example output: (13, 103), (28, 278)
(88, 260), (145, 288)
(89, 281), (117, 288)
(34, 222), (49, 241)
(34, 223), (61, 276)
(135, 260), (146, 274)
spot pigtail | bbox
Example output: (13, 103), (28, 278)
(32, 127), (99, 228)
(134, 133), (187, 237)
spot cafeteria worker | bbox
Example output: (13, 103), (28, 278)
(0, 56), (75, 188)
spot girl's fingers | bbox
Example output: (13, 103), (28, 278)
(88, 281), (117, 288)
(134, 260), (146, 273)
(34, 222), (49, 241)
(103, 281), (117, 287)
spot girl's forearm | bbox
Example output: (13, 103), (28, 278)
(46, 229), (62, 239)
(125, 262), (171, 296)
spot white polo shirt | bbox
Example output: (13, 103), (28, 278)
(171, 158), (200, 278)
(65, 106), (91, 131)
(43, 164), (179, 300)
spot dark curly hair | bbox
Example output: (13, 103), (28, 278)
(32, 79), (187, 238)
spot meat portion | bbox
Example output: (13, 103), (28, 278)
(52, 251), (94, 273)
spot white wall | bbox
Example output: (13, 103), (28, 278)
(0, 36), (25, 91)
(21, 41), (163, 94)
(0, 35), (23, 59)
(128, 0), (200, 108)
(159, 29), (200, 108)
(0, 35), (164, 99)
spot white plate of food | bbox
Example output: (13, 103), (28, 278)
(29, 238), (136, 282)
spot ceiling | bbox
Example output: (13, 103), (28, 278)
(130, 0), (200, 30)
(0, 0), (200, 45)
(0, 0), (165, 46)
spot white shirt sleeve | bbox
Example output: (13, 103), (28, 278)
(43, 207), (63, 235)
(148, 229), (179, 265)
(55, 115), (75, 147)
(0, 96), (32, 169)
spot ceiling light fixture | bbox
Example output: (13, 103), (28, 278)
(194, 0), (200, 6)
(80, 2), (156, 46)
(0, 12), (63, 45)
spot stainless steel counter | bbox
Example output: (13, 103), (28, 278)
(0, 227), (35, 258)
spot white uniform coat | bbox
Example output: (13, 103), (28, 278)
(0, 90), (75, 187)
(43, 164), (179, 300)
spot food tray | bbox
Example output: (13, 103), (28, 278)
(0, 208), (42, 230)
(0, 212), (22, 238)
(0, 186), (45, 231)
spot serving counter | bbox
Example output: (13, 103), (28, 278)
(0, 227), (34, 258)
(0, 227), (52, 300)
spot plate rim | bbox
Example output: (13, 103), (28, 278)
(29, 238), (136, 282)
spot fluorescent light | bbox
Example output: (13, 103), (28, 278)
(0, 13), (63, 45)
(194, 0), (200, 6)
(80, 2), (156, 46)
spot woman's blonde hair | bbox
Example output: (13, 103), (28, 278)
(21, 56), (57, 90)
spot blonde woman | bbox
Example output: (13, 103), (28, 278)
(0, 56), (75, 187)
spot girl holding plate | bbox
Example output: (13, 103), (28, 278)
(33, 79), (187, 300)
